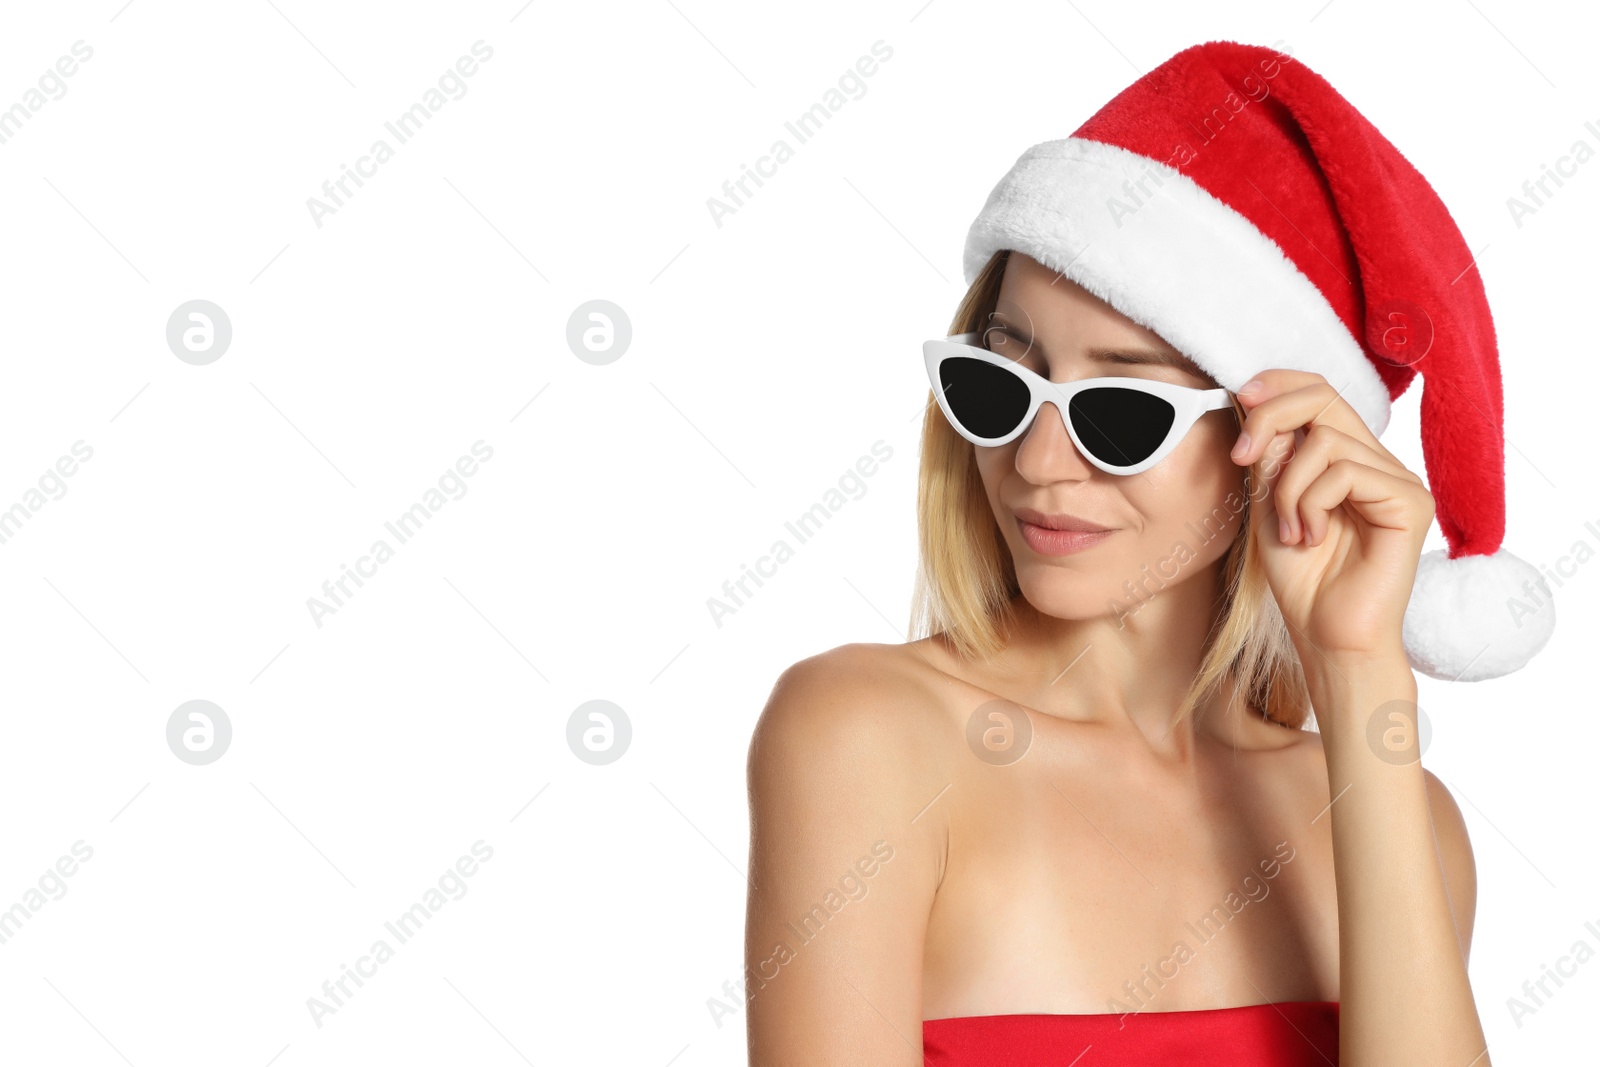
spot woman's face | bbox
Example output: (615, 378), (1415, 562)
(973, 252), (1248, 622)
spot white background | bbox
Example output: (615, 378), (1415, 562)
(0, 0), (1595, 1064)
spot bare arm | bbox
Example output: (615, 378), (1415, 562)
(1308, 656), (1486, 1066)
(745, 647), (947, 1066)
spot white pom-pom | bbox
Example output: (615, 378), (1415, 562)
(1402, 547), (1556, 682)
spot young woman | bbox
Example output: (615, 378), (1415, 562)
(746, 39), (1549, 1067)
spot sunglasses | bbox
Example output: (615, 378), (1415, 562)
(923, 331), (1236, 476)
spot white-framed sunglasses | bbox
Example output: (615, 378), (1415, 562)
(923, 331), (1236, 476)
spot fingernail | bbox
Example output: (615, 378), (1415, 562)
(1279, 517), (1291, 543)
(1239, 379), (1263, 396)
(1231, 431), (1251, 458)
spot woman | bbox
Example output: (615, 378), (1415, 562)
(746, 40), (1551, 1066)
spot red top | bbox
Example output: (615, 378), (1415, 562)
(922, 1000), (1339, 1066)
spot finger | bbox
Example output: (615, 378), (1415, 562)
(1295, 458), (1435, 547)
(1246, 429), (1299, 544)
(1233, 374), (1396, 468)
(1232, 370), (1401, 471)
(1274, 424), (1424, 543)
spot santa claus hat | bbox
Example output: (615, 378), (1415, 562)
(961, 39), (1554, 682)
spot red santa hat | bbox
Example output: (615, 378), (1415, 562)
(961, 39), (1554, 682)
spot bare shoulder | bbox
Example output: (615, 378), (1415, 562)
(748, 642), (956, 788)
(1421, 767), (1478, 957)
(1420, 768), (1472, 848)
(744, 642), (953, 1063)
(1282, 731), (1477, 958)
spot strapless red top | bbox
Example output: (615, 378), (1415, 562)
(922, 1000), (1339, 1065)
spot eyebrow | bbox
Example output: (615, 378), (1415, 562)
(986, 320), (1203, 373)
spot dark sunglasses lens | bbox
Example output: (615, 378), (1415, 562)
(1068, 387), (1176, 467)
(938, 356), (1032, 440)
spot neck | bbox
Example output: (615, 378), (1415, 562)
(988, 565), (1260, 760)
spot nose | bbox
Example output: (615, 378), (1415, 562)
(1014, 400), (1097, 483)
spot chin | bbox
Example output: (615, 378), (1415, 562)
(1013, 568), (1118, 622)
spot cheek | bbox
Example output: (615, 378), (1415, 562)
(973, 447), (1010, 497)
(1134, 428), (1248, 519)
(1186, 415), (1246, 489)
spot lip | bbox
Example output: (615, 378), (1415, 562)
(1012, 507), (1114, 533)
(1013, 508), (1117, 557)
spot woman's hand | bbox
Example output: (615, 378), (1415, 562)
(1228, 370), (1436, 666)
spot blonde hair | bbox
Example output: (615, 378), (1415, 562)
(908, 249), (1312, 731)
